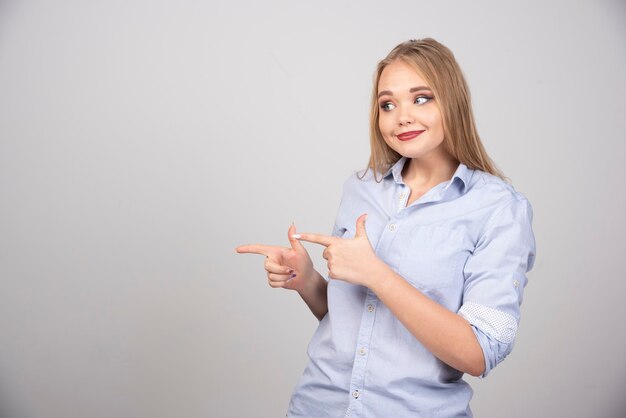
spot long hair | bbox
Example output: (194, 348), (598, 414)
(364, 38), (505, 181)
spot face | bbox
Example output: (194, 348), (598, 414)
(377, 60), (448, 162)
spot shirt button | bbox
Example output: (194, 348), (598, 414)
(388, 224), (397, 231)
(367, 304), (375, 312)
(358, 348), (366, 356)
(352, 390), (360, 399)
(513, 279), (520, 288)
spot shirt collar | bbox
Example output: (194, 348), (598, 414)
(383, 157), (408, 184)
(384, 157), (473, 193)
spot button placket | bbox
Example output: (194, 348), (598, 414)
(348, 293), (378, 414)
(397, 184), (409, 212)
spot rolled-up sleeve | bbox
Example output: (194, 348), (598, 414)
(458, 196), (536, 377)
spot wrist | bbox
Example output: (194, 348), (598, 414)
(297, 268), (323, 295)
(367, 259), (394, 293)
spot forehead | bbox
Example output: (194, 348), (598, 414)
(378, 60), (429, 93)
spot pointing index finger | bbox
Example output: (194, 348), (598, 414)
(235, 244), (275, 257)
(291, 233), (335, 247)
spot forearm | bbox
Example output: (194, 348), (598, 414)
(369, 262), (485, 376)
(298, 270), (328, 321)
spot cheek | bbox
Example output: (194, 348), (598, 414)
(425, 112), (444, 138)
(377, 117), (389, 138)
(377, 115), (386, 132)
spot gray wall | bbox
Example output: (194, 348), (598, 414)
(1, 0), (625, 417)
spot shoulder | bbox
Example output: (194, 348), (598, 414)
(331, 168), (390, 218)
(469, 170), (533, 226)
(341, 167), (386, 193)
(470, 170), (530, 205)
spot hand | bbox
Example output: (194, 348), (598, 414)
(235, 223), (316, 292)
(293, 214), (386, 287)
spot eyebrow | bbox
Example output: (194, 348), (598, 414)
(377, 86), (432, 98)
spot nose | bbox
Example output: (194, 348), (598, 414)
(398, 106), (414, 126)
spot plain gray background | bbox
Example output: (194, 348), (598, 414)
(1, 0), (625, 417)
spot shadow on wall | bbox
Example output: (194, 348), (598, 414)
(0, 386), (25, 418)
(0, 0), (16, 14)
(611, 397), (626, 418)
(0, 0), (18, 33)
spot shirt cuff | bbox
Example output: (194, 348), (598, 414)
(459, 302), (518, 378)
(458, 302), (517, 344)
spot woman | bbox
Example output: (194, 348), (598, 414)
(237, 38), (536, 417)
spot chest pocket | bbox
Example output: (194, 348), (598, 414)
(398, 224), (466, 290)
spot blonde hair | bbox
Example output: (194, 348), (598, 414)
(364, 38), (506, 181)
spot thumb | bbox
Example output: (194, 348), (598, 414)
(355, 213), (368, 238)
(288, 222), (306, 253)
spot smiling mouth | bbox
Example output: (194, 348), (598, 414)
(396, 130), (425, 141)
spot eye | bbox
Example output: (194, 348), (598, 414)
(414, 95), (432, 105)
(380, 101), (395, 112)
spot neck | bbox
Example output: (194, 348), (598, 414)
(402, 152), (458, 190)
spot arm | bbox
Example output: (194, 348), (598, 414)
(456, 198), (536, 377)
(297, 199), (535, 377)
(368, 261), (485, 376)
(296, 269), (328, 321)
(295, 214), (484, 375)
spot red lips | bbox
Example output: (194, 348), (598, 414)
(396, 130), (425, 141)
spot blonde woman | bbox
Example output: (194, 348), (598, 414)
(237, 38), (536, 417)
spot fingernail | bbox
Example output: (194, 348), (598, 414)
(291, 234), (301, 239)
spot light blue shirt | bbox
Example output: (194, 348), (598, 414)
(287, 158), (536, 418)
